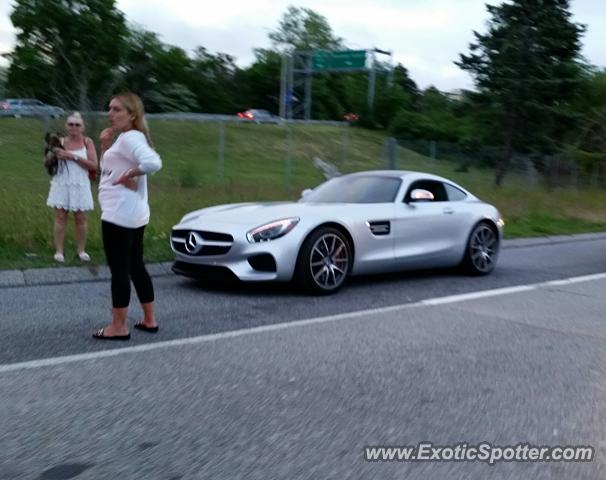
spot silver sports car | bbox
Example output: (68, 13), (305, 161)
(171, 170), (504, 294)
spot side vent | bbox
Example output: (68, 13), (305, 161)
(367, 220), (390, 236)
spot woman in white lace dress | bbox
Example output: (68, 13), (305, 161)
(46, 112), (98, 262)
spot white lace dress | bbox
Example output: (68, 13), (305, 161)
(46, 145), (94, 211)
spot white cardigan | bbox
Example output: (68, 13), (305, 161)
(99, 130), (162, 228)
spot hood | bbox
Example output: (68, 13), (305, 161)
(176, 201), (360, 229)
(179, 202), (308, 227)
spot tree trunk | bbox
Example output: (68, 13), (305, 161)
(495, 112), (516, 187)
(495, 137), (513, 187)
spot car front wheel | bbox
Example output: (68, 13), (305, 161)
(295, 227), (351, 294)
(462, 222), (499, 275)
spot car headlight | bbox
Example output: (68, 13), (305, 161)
(497, 214), (505, 228)
(246, 218), (299, 243)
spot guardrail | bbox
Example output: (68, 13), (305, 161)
(1, 110), (347, 126)
(83, 111), (346, 127)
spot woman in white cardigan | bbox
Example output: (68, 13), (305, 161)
(93, 92), (162, 341)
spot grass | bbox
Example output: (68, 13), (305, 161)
(1, 117), (605, 270)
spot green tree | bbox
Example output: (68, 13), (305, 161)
(267, 6), (344, 119)
(234, 48), (281, 112)
(456, 0), (586, 185)
(391, 87), (461, 141)
(393, 63), (419, 98)
(189, 47), (239, 113)
(566, 69), (606, 176)
(120, 29), (198, 112)
(571, 69), (606, 151)
(6, 0), (129, 110)
(269, 6), (343, 52)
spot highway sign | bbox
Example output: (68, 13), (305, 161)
(312, 50), (367, 72)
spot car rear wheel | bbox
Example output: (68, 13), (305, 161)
(462, 222), (499, 275)
(295, 227), (351, 294)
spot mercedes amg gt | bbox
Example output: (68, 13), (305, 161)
(170, 171), (504, 294)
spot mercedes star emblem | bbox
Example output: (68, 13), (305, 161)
(185, 231), (204, 254)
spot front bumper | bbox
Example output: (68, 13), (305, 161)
(171, 261), (240, 281)
(170, 225), (303, 282)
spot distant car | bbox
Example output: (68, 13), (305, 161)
(170, 170), (504, 294)
(344, 112), (359, 122)
(237, 109), (282, 124)
(0, 98), (65, 118)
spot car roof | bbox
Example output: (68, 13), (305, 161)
(344, 170), (476, 197)
(346, 170), (447, 180)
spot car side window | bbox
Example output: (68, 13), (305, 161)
(403, 180), (449, 202)
(444, 183), (467, 201)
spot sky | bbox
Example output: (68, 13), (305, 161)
(1, 0), (605, 91)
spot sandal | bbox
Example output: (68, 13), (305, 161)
(134, 322), (159, 333)
(92, 328), (130, 341)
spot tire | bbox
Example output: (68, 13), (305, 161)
(462, 222), (499, 275)
(295, 227), (352, 294)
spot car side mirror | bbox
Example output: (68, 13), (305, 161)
(409, 189), (434, 202)
(301, 188), (313, 199)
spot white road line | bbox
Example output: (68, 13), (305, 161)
(544, 272), (606, 287)
(2, 272), (606, 375)
(420, 285), (536, 306)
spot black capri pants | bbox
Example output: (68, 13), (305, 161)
(102, 220), (155, 308)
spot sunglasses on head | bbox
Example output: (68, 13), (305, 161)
(67, 123), (82, 127)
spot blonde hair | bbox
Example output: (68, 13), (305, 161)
(111, 92), (153, 147)
(66, 111), (85, 127)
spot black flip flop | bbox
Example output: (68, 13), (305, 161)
(92, 328), (131, 341)
(134, 322), (159, 333)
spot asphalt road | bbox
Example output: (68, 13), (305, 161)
(1, 237), (606, 364)
(1, 238), (606, 479)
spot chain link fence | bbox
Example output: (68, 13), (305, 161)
(17, 114), (606, 190)
(394, 139), (606, 189)
(21, 113), (362, 187)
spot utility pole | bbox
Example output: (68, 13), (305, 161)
(287, 55), (294, 120)
(279, 54), (288, 118)
(367, 50), (376, 114)
(304, 54), (312, 120)
(368, 48), (393, 117)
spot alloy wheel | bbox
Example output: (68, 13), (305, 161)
(309, 233), (350, 290)
(470, 225), (497, 273)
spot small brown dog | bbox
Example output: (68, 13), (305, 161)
(44, 132), (63, 176)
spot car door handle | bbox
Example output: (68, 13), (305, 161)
(443, 207), (454, 214)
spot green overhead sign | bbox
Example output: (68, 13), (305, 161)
(312, 50), (367, 71)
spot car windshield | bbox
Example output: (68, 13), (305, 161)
(300, 175), (402, 203)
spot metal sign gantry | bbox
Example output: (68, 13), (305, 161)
(279, 48), (393, 120)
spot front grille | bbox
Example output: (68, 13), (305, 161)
(171, 229), (234, 256)
(172, 230), (233, 242)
